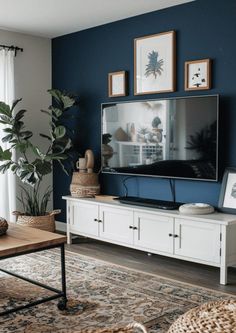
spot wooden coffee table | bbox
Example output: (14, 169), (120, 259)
(0, 223), (67, 316)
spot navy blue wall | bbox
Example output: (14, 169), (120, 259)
(52, 0), (236, 222)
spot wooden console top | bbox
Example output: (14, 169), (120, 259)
(0, 223), (66, 258)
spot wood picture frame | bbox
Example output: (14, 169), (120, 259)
(108, 71), (127, 97)
(218, 168), (236, 214)
(134, 30), (176, 95)
(185, 58), (211, 91)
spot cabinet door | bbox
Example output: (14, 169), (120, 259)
(70, 201), (99, 237)
(134, 212), (174, 254)
(99, 206), (133, 245)
(174, 218), (221, 264)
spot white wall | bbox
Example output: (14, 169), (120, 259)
(0, 30), (52, 211)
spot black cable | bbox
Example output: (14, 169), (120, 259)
(169, 179), (176, 202)
(122, 176), (135, 197)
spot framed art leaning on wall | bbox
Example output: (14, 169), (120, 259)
(134, 30), (176, 95)
(218, 168), (236, 213)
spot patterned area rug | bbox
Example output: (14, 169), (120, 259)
(0, 250), (234, 333)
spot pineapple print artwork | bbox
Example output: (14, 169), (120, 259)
(145, 51), (164, 79)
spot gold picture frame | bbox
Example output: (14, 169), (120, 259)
(185, 59), (211, 91)
(134, 30), (176, 95)
(108, 71), (127, 97)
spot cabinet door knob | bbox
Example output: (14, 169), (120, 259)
(129, 226), (133, 229)
(94, 218), (98, 222)
(169, 233), (173, 237)
(174, 234), (179, 238)
(133, 227), (138, 230)
(98, 219), (103, 223)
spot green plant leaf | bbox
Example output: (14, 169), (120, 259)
(0, 102), (11, 117)
(54, 126), (66, 139)
(30, 146), (45, 159)
(57, 159), (69, 176)
(39, 133), (51, 141)
(40, 109), (51, 116)
(11, 99), (22, 112)
(0, 149), (12, 161)
(48, 89), (62, 103)
(61, 95), (75, 109)
(0, 161), (12, 173)
(0, 114), (12, 124)
(33, 159), (52, 175)
(2, 134), (13, 143)
(3, 127), (13, 133)
(15, 109), (27, 121)
(2, 149), (12, 160)
(11, 164), (18, 172)
(50, 106), (62, 118)
(44, 153), (67, 161)
(19, 131), (33, 140)
(15, 142), (29, 154)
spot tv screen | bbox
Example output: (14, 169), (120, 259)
(101, 95), (219, 181)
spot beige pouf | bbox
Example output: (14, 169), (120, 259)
(168, 299), (236, 333)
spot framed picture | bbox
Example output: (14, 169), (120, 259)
(108, 71), (127, 97)
(134, 30), (176, 95)
(185, 59), (211, 91)
(218, 168), (236, 213)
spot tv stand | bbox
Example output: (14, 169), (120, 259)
(114, 196), (182, 210)
(63, 195), (236, 285)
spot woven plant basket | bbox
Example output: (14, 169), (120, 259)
(167, 299), (236, 333)
(13, 210), (61, 232)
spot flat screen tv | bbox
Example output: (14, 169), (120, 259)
(101, 95), (219, 181)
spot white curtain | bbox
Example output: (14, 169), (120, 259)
(0, 48), (16, 220)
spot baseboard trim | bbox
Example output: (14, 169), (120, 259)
(55, 220), (66, 233)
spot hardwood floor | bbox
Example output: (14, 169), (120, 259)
(66, 236), (236, 295)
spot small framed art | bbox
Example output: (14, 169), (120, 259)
(134, 30), (176, 95)
(108, 71), (127, 97)
(185, 58), (211, 91)
(218, 168), (236, 213)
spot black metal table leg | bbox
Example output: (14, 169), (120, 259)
(57, 243), (68, 310)
(0, 243), (68, 316)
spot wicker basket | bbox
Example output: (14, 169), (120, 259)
(13, 210), (61, 232)
(70, 172), (100, 198)
(0, 217), (8, 236)
(168, 299), (236, 333)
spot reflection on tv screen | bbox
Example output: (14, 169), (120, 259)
(101, 95), (218, 181)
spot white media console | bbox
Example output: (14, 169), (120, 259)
(63, 195), (236, 285)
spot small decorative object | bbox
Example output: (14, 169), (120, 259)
(70, 149), (100, 198)
(185, 58), (211, 91)
(102, 134), (114, 167)
(152, 116), (163, 142)
(218, 168), (236, 213)
(179, 203), (214, 215)
(108, 71), (127, 97)
(130, 123), (136, 142)
(114, 127), (129, 142)
(76, 158), (87, 173)
(134, 30), (176, 95)
(0, 217), (8, 236)
(137, 127), (149, 142)
(0, 89), (77, 232)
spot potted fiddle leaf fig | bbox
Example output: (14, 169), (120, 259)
(0, 89), (77, 232)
